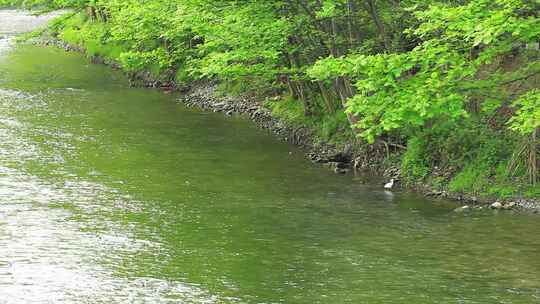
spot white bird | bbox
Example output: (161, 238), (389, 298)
(384, 178), (395, 189)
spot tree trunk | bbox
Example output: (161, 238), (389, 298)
(530, 128), (538, 184)
(365, 0), (391, 51)
(317, 81), (336, 113)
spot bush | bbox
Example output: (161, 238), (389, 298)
(401, 136), (431, 182)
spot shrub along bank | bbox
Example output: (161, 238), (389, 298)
(2, 0), (539, 204)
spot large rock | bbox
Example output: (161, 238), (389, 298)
(490, 202), (503, 210)
(328, 149), (352, 163)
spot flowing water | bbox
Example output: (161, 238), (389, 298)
(0, 10), (540, 304)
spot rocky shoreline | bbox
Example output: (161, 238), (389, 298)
(181, 83), (350, 164)
(179, 82), (540, 214)
(31, 37), (540, 214)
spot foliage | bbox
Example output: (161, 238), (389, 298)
(509, 90), (540, 136)
(266, 97), (351, 142)
(401, 137), (432, 181)
(310, 0), (540, 142)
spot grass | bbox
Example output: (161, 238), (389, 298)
(57, 14), (127, 60)
(265, 96), (353, 144)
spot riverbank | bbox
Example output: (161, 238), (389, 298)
(4, 6), (536, 213)
(22, 35), (539, 214)
(185, 83), (540, 213)
(180, 81), (540, 213)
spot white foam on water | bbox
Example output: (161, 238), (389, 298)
(0, 167), (223, 303)
(0, 10), (65, 35)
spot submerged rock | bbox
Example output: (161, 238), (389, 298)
(454, 205), (470, 212)
(334, 168), (348, 174)
(328, 152), (351, 163)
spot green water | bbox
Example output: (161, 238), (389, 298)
(0, 43), (539, 303)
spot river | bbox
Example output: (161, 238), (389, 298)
(0, 10), (539, 304)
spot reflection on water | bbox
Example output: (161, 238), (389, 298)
(0, 13), (539, 304)
(0, 91), (228, 303)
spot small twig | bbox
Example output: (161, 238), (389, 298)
(378, 139), (407, 150)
